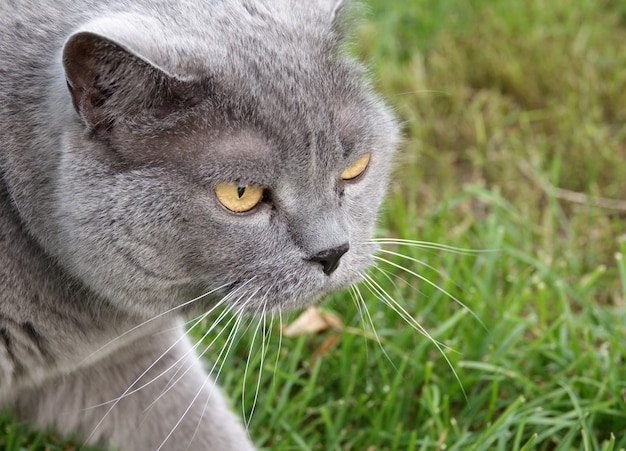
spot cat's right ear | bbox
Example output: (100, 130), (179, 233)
(62, 32), (197, 133)
(315, 0), (344, 21)
(63, 32), (121, 130)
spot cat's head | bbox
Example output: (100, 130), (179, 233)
(51, 0), (398, 317)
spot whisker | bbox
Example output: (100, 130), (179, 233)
(188, 302), (253, 451)
(387, 88), (451, 98)
(357, 300), (391, 366)
(83, 279), (260, 447)
(160, 296), (248, 394)
(368, 238), (496, 255)
(203, 303), (249, 391)
(172, 292), (261, 448)
(362, 274), (468, 402)
(156, 369), (210, 451)
(246, 297), (270, 428)
(81, 294), (236, 444)
(241, 286), (273, 429)
(351, 283), (397, 371)
(241, 308), (264, 430)
(79, 283), (231, 366)
(156, 300), (243, 401)
(377, 248), (465, 292)
(272, 308), (283, 387)
(348, 285), (369, 357)
(373, 255), (486, 330)
(159, 302), (250, 451)
(362, 274), (443, 349)
(86, 286), (246, 410)
(150, 288), (262, 410)
(372, 265), (425, 303)
(368, 266), (464, 356)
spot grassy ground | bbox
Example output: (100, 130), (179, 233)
(3, 0), (626, 449)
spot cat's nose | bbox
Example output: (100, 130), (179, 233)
(308, 243), (349, 276)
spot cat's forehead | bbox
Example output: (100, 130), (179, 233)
(109, 0), (344, 76)
(147, 3), (367, 144)
(186, 58), (377, 178)
(86, 0), (395, 182)
(194, 90), (381, 183)
(186, 122), (346, 188)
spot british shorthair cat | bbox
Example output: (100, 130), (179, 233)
(0, 0), (398, 449)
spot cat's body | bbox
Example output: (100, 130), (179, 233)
(0, 0), (397, 449)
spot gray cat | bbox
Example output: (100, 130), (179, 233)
(0, 0), (398, 449)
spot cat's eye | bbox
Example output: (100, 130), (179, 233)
(214, 183), (264, 213)
(340, 153), (370, 181)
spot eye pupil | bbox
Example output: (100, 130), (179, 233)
(214, 183), (264, 213)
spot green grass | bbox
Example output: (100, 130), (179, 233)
(4, 0), (626, 449)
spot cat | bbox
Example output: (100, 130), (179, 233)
(0, 0), (398, 449)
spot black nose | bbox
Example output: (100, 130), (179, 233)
(308, 243), (349, 276)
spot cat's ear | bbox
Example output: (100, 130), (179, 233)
(62, 31), (196, 132)
(314, 0), (344, 21)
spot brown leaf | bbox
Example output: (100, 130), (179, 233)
(311, 334), (341, 363)
(282, 306), (343, 338)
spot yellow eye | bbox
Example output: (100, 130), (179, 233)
(340, 153), (370, 181)
(214, 183), (264, 213)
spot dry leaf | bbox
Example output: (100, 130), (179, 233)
(282, 305), (343, 338)
(311, 334), (340, 362)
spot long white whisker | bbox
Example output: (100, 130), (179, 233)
(364, 274), (452, 351)
(377, 248), (465, 292)
(351, 282), (397, 371)
(83, 278), (260, 448)
(159, 302), (250, 451)
(156, 377), (211, 451)
(247, 297), (270, 427)
(373, 255), (486, 330)
(86, 284), (250, 410)
(241, 313), (262, 429)
(362, 274), (467, 402)
(374, 265), (425, 302)
(349, 285), (370, 360)
(149, 288), (262, 411)
(272, 308), (283, 386)
(185, 302), (251, 450)
(156, 299), (244, 401)
(240, 288), (273, 430)
(210, 304), (248, 380)
(79, 283), (231, 366)
(203, 303), (248, 388)
(81, 294), (238, 444)
(368, 238), (495, 255)
(158, 295), (246, 396)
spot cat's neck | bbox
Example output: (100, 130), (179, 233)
(0, 179), (151, 400)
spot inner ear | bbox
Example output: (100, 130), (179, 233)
(63, 32), (122, 130)
(62, 32), (198, 132)
(326, 0), (344, 21)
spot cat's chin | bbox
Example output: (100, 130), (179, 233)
(236, 267), (366, 315)
(271, 272), (367, 313)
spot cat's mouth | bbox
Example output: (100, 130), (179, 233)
(162, 241), (377, 319)
(204, 252), (370, 315)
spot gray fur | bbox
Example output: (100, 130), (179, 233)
(0, 0), (398, 449)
